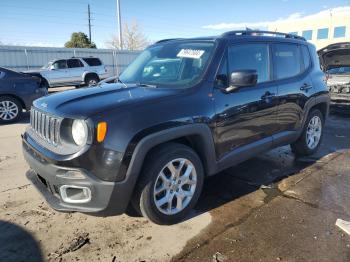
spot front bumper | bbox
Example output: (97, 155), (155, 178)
(22, 134), (135, 216)
(330, 92), (350, 113)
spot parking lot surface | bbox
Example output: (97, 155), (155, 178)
(1, 113), (350, 261)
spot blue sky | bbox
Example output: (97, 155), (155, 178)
(0, 0), (348, 48)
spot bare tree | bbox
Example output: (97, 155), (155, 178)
(106, 20), (149, 50)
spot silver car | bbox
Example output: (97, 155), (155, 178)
(25, 57), (109, 88)
(318, 43), (350, 112)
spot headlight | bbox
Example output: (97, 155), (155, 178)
(71, 120), (88, 146)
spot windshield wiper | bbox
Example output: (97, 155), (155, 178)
(117, 77), (128, 88)
(136, 82), (157, 88)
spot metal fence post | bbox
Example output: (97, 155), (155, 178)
(24, 49), (29, 70)
(114, 50), (119, 76)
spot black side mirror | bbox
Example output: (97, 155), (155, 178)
(223, 70), (258, 93)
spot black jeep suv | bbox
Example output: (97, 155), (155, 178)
(22, 31), (329, 225)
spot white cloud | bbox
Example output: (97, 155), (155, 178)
(1, 41), (62, 47)
(202, 6), (350, 30)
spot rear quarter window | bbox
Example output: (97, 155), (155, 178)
(273, 43), (302, 80)
(82, 58), (102, 66)
(301, 45), (311, 71)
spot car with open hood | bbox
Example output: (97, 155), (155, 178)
(318, 42), (350, 112)
(0, 67), (47, 123)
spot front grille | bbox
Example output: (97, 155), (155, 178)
(30, 108), (61, 146)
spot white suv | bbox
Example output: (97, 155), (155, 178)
(25, 57), (109, 88)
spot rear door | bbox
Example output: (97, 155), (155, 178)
(213, 42), (279, 158)
(67, 59), (84, 84)
(272, 43), (313, 134)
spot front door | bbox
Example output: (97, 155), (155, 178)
(46, 59), (70, 86)
(213, 42), (279, 158)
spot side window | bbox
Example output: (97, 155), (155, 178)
(273, 44), (301, 80)
(301, 45), (311, 71)
(228, 43), (269, 83)
(82, 58), (102, 66)
(53, 60), (67, 69)
(67, 59), (83, 68)
(0, 71), (5, 79)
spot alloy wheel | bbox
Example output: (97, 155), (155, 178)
(0, 100), (19, 121)
(153, 158), (197, 215)
(88, 79), (97, 86)
(306, 115), (322, 149)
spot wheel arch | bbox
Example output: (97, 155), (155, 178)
(311, 102), (329, 121)
(0, 93), (26, 110)
(119, 124), (217, 205)
(83, 72), (99, 83)
(126, 124), (217, 180)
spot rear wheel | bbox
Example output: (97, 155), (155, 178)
(291, 109), (324, 156)
(0, 96), (22, 124)
(85, 75), (99, 87)
(132, 143), (204, 225)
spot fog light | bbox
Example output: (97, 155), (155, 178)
(59, 185), (91, 204)
(57, 170), (86, 179)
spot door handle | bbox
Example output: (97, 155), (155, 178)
(300, 83), (312, 91)
(261, 91), (276, 100)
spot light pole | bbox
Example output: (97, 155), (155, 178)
(117, 0), (123, 50)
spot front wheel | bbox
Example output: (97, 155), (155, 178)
(0, 96), (23, 124)
(291, 109), (324, 156)
(132, 143), (204, 225)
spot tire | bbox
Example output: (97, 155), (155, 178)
(0, 96), (23, 124)
(291, 109), (324, 156)
(132, 143), (204, 225)
(85, 74), (99, 87)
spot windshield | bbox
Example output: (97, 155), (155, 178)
(42, 61), (53, 69)
(119, 41), (215, 88)
(327, 67), (350, 75)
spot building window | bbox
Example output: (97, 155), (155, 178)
(288, 32), (298, 36)
(334, 26), (346, 38)
(317, 28), (329, 39)
(302, 30), (313, 40)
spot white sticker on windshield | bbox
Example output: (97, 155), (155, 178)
(177, 49), (205, 59)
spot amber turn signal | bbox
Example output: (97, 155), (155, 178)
(96, 122), (107, 142)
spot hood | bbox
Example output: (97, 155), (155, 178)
(33, 83), (178, 118)
(318, 42), (350, 71)
(23, 69), (45, 73)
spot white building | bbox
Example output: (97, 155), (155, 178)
(268, 7), (350, 50)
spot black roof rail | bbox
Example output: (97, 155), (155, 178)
(222, 30), (306, 41)
(155, 38), (184, 44)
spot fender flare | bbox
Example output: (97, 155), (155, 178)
(125, 124), (218, 182)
